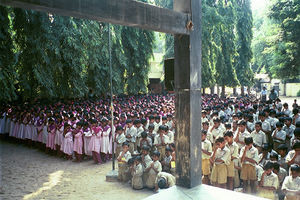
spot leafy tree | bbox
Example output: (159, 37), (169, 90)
(235, 0), (254, 95)
(268, 0), (300, 80)
(0, 6), (16, 102)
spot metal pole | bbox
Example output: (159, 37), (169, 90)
(108, 23), (115, 170)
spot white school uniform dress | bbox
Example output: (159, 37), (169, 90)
(101, 126), (111, 154)
(84, 128), (92, 156)
(54, 124), (64, 146)
(31, 119), (38, 141)
(42, 124), (48, 144)
(9, 119), (15, 137)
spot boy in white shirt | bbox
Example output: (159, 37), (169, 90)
(281, 164), (300, 200)
(210, 136), (231, 189)
(258, 161), (279, 200)
(201, 130), (212, 185)
(272, 121), (287, 151)
(240, 137), (260, 193)
(250, 121), (267, 153)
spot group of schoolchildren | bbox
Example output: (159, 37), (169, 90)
(201, 97), (300, 200)
(0, 94), (176, 191)
(1, 94), (300, 197)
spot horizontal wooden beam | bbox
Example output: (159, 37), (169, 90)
(0, 0), (190, 35)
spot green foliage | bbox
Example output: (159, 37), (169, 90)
(252, 0), (300, 80)
(0, 6), (16, 102)
(0, 4), (155, 102)
(235, 0), (254, 87)
(297, 90), (300, 97)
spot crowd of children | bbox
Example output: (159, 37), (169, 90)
(201, 97), (300, 200)
(0, 94), (299, 198)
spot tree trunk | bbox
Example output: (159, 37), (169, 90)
(203, 88), (206, 95)
(217, 85), (220, 96)
(210, 86), (214, 94)
(247, 86), (250, 96)
(221, 85), (225, 98)
(233, 87), (237, 96)
(241, 86), (245, 96)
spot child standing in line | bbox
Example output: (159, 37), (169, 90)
(210, 136), (231, 189)
(258, 161), (279, 200)
(100, 118), (111, 162)
(131, 156), (144, 190)
(161, 147), (172, 173)
(62, 123), (73, 160)
(125, 119), (137, 154)
(272, 122), (287, 151)
(240, 137), (260, 194)
(117, 142), (132, 182)
(141, 145), (152, 186)
(73, 121), (83, 162)
(224, 131), (239, 190)
(139, 131), (152, 152)
(145, 151), (162, 190)
(115, 125), (126, 158)
(154, 125), (168, 161)
(83, 121), (92, 158)
(201, 130), (212, 185)
(88, 119), (102, 164)
(55, 117), (64, 157)
(46, 118), (56, 153)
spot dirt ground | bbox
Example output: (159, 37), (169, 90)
(0, 139), (153, 200)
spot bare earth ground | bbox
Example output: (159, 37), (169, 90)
(0, 140), (153, 200)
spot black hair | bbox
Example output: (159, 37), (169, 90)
(142, 145), (150, 151)
(116, 125), (123, 131)
(135, 156), (142, 162)
(158, 177), (167, 189)
(292, 141), (300, 150)
(244, 137), (254, 145)
(224, 131), (233, 138)
(225, 123), (231, 129)
(141, 131), (148, 138)
(201, 130), (207, 135)
(148, 124), (155, 130)
(263, 161), (274, 170)
(215, 136), (225, 143)
(272, 162), (280, 171)
(290, 164), (300, 172)
(276, 121), (284, 128)
(165, 146), (172, 152)
(152, 150), (161, 157)
(270, 152), (279, 160)
(255, 121), (262, 127)
(122, 142), (129, 147)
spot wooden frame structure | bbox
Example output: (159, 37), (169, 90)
(0, 0), (202, 188)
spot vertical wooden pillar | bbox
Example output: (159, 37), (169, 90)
(174, 0), (202, 188)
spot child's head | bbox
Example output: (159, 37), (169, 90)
(290, 164), (300, 179)
(134, 119), (141, 128)
(277, 144), (288, 157)
(157, 177), (167, 189)
(276, 121), (284, 130)
(272, 162), (280, 175)
(244, 137), (254, 147)
(135, 156), (142, 165)
(64, 122), (71, 131)
(270, 152), (279, 162)
(170, 143), (175, 151)
(213, 118), (221, 128)
(263, 161), (274, 175)
(165, 147), (172, 157)
(162, 116), (167, 124)
(152, 150), (160, 161)
(259, 112), (266, 121)
(122, 142), (129, 152)
(225, 123), (231, 130)
(127, 158), (135, 166)
(284, 117), (292, 126)
(224, 131), (234, 144)
(201, 130), (207, 141)
(294, 128), (300, 140)
(238, 120), (247, 132)
(116, 125), (123, 134)
(141, 145), (150, 155)
(158, 125), (166, 135)
(148, 124), (155, 132)
(292, 141), (300, 152)
(202, 121), (209, 130)
(155, 116), (160, 123)
(141, 131), (148, 139)
(255, 121), (262, 132)
(215, 137), (226, 149)
(126, 119), (133, 128)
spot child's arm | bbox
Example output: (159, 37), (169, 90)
(240, 146), (248, 163)
(202, 149), (211, 156)
(287, 151), (300, 165)
(209, 148), (217, 164)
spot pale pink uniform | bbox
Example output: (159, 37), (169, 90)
(73, 129), (83, 154)
(46, 126), (56, 150)
(88, 127), (102, 153)
(62, 131), (73, 155)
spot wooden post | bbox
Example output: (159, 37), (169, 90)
(174, 0), (202, 188)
